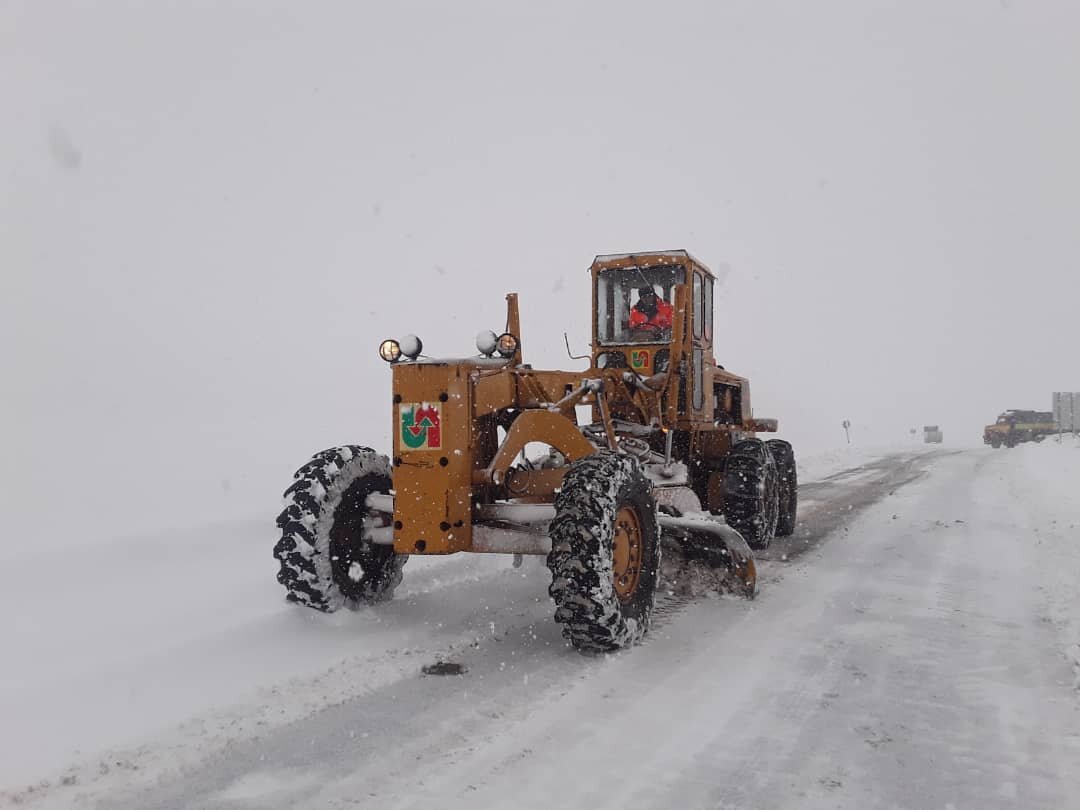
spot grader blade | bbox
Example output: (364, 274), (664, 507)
(657, 512), (757, 599)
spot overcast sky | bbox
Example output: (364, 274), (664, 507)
(3, 1), (1078, 549)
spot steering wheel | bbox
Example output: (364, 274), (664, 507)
(629, 323), (664, 340)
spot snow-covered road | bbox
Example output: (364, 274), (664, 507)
(5, 444), (1079, 809)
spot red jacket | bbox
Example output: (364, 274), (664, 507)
(629, 299), (673, 330)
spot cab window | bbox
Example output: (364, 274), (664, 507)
(704, 276), (713, 341)
(692, 273), (703, 340)
(596, 265), (685, 345)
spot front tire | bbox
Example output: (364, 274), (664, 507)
(547, 452), (660, 652)
(722, 438), (779, 550)
(273, 446), (407, 612)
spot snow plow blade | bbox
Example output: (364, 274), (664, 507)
(657, 512), (757, 598)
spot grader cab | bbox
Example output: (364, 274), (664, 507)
(274, 250), (797, 652)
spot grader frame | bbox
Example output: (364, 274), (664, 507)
(383, 250), (774, 561)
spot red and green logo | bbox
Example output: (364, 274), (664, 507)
(631, 349), (650, 370)
(400, 403), (442, 450)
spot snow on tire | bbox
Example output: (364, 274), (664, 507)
(722, 438), (779, 550)
(273, 446), (406, 612)
(547, 452), (660, 652)
(766, 439), (798, 537)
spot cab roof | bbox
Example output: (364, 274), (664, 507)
(591, 249), (715, 280)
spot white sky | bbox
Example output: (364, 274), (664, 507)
(2, 1), (1078, 548)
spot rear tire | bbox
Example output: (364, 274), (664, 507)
(547, 452), (660, 652)
(766, 439), (798, 537)
(722, 438), (779, 550)
(273, 446), (407, 612)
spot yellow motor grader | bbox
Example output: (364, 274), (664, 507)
(274, 250), (797, 651)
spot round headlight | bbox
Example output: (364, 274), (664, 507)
(399, 334), (423, 360)
(495, 332), (519, 358)
(476, 330), (497, 356)
(378, 339), (402, 363)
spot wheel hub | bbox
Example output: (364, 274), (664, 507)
(612, 506), (643, 601)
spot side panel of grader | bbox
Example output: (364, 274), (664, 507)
(391, 360), (598, 555)
(391, 362), (474, 555)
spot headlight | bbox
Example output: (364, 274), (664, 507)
(476, 330), (497, 356)
(379, 339), (402, 363)
(399, 334), (423, 360)
(495, 332), (519, 358)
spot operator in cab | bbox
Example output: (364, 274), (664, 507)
(629, 286), (673, 336)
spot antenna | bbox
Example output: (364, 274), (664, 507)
(564, 332), (588, 360)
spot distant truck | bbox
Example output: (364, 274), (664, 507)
(923, 425), (943, 444)
(983, 410), (1055, 449)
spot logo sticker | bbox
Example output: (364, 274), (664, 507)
(631, 349), (651, 370)
(400, 403), (442, 450)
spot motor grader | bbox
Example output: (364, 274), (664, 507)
(274, 250), (797, 651)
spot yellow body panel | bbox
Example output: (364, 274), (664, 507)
(391, 361), (607, 555)
(392, 363), (474, 554)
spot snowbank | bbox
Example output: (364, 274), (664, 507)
(1009, 435), (1080, 690)
(0, 520), (518, 807)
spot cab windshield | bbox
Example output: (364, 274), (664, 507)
(596, 265), (684, 345)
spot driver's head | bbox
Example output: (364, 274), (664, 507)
(636, 286), (658, 315)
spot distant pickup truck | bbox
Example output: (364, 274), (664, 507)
(983, 410), (1055, 448)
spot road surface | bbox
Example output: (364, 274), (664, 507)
(7, 447), (1079, 810)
